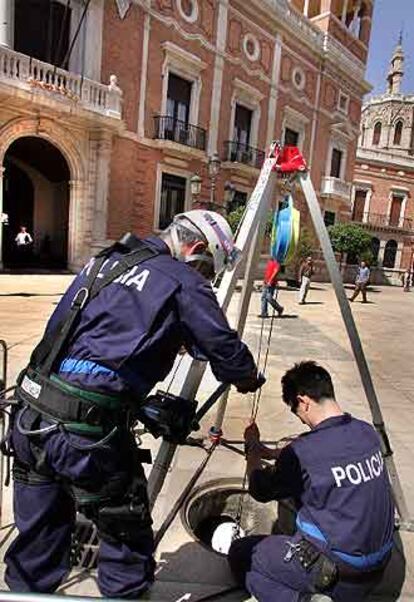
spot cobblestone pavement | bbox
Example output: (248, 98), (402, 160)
(0, 274), (413, 600)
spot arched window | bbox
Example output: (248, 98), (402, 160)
(383, 240), (397, 268)
(393, 120), (403, 145)
(371, 237), (380, 263)
(372, 122), (382, 146)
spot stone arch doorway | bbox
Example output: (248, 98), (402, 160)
(3, 137), (70, 269)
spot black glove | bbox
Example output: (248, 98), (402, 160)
(234, 372), (266, 394)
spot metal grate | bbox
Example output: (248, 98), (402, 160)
(71, 513), (99, 569)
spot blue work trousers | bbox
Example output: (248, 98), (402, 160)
(261, 285), (283, 317)
(4, 408), (154, 598)
(228, 534), (385, 602)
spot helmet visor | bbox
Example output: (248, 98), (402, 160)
(224, 246), (242, 271)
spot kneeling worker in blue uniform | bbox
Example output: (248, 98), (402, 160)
(229, 361), (394, 601)
(4, 210), (263, 598)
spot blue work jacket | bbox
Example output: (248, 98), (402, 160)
(249, 414), (394, 567)
(45, 237), (256, 397)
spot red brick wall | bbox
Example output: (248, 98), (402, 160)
(101, 3), (143, 132)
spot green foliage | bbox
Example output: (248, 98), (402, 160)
(227, 205), (274, 236)
(328, 223), (373, 262)
(227, 205), (246, 233)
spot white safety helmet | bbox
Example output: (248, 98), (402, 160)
(170, 210), (241, 279)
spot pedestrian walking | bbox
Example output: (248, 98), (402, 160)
(402, 270), (411, 292)
(349, 260), (370, 303)
(229, 361), (394, 602)
(298, 256), (314, 304)
(4, 210), (263, 598)
(258, 258), (284, 318)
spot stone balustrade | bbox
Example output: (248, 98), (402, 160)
(0, 46), (122, 119)
(321, 176), (352, 200)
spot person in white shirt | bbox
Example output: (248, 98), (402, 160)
(15, 226), (33, 265)
(15, 226), (33, 247)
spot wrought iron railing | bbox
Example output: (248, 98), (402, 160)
(353, 212), (413, 231)
(153, 115), (206, 151)
(224, 141), (265, 169)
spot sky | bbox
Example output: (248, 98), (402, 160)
(366, 0), (414, 97)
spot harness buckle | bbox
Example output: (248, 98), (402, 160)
(84, 405), (104, 427)
(72, 287), (89, 309)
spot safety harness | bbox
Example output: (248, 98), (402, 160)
(15, 234), (158, 436)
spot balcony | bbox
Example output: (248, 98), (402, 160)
(0, 46), (122, 120)
(321, 177), (352, 201)
(153, 115), (206, 151)
(224, 141), (266, 170)
(353, 212), (413, 232)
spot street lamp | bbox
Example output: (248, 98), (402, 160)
(208, 152), (221, 209)
(190, 174), (202, 203)
(224, 181), (236, 214)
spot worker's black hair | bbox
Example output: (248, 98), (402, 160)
(281, 361), (335, 411)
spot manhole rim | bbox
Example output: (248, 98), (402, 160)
(180, 477), (255, 556)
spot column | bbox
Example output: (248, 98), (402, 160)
(93, 133), (112, 245)
(138, 12), (151, 138)
(320, 0), (332, 13)
(363, 188), (372, 223)
(0, 0), (13, 48)
(398, 194), (408, 228)
(395, 241), (404, 270)
(208, 0), (229, 156)
(266, 34), (282, 147)
(0, 167), (4, 269)
(303, 0), (310, 17)
(68, 179), (87, 270)
(341, 0), (349, 23)
(378, 239), (386, 266)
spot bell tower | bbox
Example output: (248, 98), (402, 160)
(387, 33), (405, 95)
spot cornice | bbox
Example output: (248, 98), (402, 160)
(356, 147), (414, 171)
(363, 94), (414, 112)
(136, 0), (370, 94)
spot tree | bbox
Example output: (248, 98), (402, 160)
(328, 223), (373, 269)
(226, 205), (246, 234)
(226, 204), (274, 235)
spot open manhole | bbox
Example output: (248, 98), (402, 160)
(181, 478), (296, 556)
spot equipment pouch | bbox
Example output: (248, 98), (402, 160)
(297, 539), (338, 593)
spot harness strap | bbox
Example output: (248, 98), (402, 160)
(296, 515), (393, 569)
(30, 236), (158, 379)
(40, 254), (108, 376)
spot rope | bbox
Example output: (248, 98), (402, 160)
(60, 0), (92, 69)
(233, 305), (277, 534)
(165, 353), (185, 395)
(53, 0), (71, 69)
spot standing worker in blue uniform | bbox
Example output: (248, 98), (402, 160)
(229, 361), (394, 602)
(4, 210), (263, 598)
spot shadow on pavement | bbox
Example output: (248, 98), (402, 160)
(0, 293), (63, 298)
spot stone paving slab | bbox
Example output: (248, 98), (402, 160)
(0, 276), (413, 599)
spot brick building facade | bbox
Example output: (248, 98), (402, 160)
(352, 37), (414, 285)
(0, 0), (372, 272)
